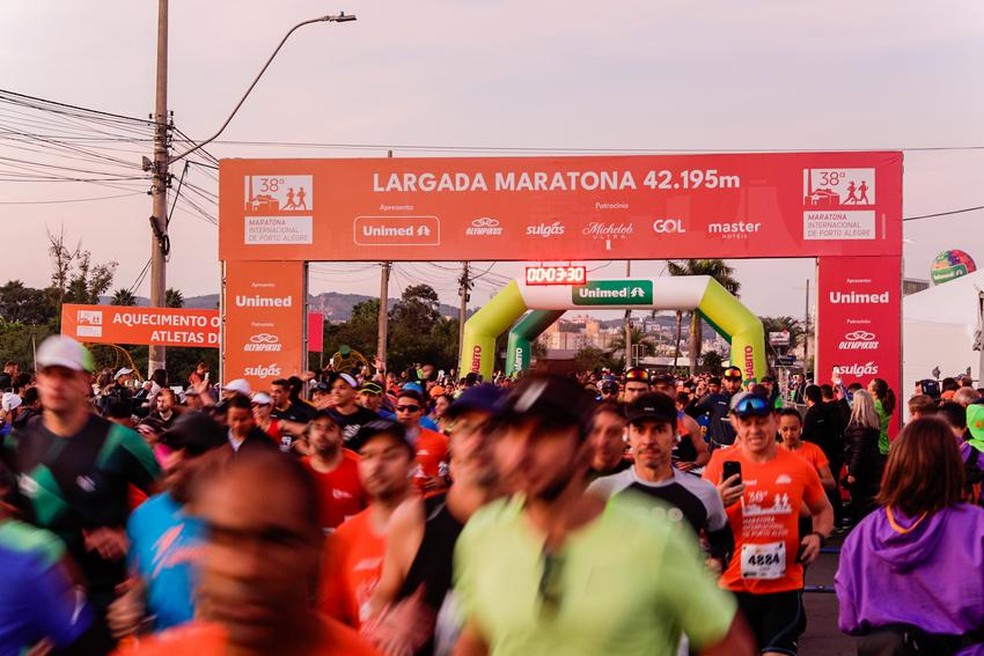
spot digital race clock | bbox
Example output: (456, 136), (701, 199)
(524, 265), (587, 286)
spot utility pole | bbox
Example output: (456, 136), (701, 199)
(148, 0), (170, 376)
(458, 261), (472, 361)
(803, 278), (810, 373)
(377, 261), (391, 369)
(624, 260), (632, 368)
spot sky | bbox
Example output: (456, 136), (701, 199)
(1, 1), (983, 321)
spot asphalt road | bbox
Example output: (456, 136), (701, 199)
(800, 539), (856, 655)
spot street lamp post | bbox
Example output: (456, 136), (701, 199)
(146, 8), (356, 375)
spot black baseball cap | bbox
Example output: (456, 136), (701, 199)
(446, 384), (504, 419)
(491, 375), (596, 440)
(625, 392), (677, 426)
(159, 411), (228, 456)
(356, 419), (414, 456)
(651, 374), (676, 388)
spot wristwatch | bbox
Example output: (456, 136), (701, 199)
(810, 531), (829, 546)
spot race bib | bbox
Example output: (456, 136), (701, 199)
(741, 541), (786, 580)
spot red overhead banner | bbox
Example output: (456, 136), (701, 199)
(219, 152), (902, 262)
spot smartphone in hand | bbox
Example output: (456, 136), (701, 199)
(723, 460), (742, 485)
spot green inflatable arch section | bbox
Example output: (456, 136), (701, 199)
(460, 277), (766, 382)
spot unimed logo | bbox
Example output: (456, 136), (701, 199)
(828, 291), (890, 304)
(235, 295), (293, 308)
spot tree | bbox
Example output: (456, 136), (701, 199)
(700, 350), (724, 373)
(111, 288), (137, 306)
(760, 316), (804, 352)
(667, 260), (741, 375)
(47, 228), (117, 306)
(607, 326), (656, 366)
(0, 280), (55, 325)
(165, 288), (184, 308)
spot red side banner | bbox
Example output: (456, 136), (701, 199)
(61, 304), (221, 348)
(223, 261), (307, 390)
(219, 152), (902, 262)
(816, 255), (901, 426)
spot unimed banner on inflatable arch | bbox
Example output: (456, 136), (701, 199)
(219, 152), (902, 262)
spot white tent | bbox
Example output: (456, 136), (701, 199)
(903, 269), (984, 391)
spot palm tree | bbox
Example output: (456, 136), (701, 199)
(667, 260), (741, 375)
(165, 287), (184, 308)
(111, 288), (136, 306)
(608, 326), (656, 366)
(760, 316), (805, 370)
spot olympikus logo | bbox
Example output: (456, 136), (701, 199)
(466, 217), (503, 236)
(832, 362), (879, 376)
(235, 295), (293, 308)
(839, 331), (878, 350)
(828, 291), (889, 304)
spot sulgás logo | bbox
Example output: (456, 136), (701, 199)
(466, 217), (503, 236)
(243, 364), (283, 379)
(245, 333), (282, 352)
(526, 221), (565, 238)
(832, 362), (879, 377)
(839, 331), (878, 350)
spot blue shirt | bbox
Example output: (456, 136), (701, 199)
(0, 520), (92, 655)
(127, 493), (204, 631)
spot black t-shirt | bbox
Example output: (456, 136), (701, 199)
(271, 400), (315, 424)
(328, 406), (379, 451)
(7, 413), (160, 606)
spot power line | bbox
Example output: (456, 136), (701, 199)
(903, 205), (984, 222)
(0, 191), (142, 205)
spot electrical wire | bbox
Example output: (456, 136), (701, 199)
(903, 205), (984, 222)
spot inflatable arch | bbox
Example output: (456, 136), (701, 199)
(461, 277), (766, 381)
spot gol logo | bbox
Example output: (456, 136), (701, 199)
(652, 219), (686, 234)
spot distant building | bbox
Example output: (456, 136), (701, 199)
(903, 278), (930, 296)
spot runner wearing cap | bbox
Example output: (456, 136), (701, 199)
(652, 375), (709, 473)
(693, 366), (744, 448)
(251, 392), (308, 453)
(107, 412), (229, 637)
(703, 392), (833, 656)
(319, 420), (417, 629)
(365, 384), (504, 656)
(328, 373), (380, 452)
(116, 447), (380, 656)
(358, 382), (385, 414)
(394, 388), (450, 499)
(301, 410), (366, 534)
(4, 336), (160, 653)
(587, 402), (631, 480)
(454, 375), (754, 656)
(589, 392), (733, 570)
(220, 378), (251, 400)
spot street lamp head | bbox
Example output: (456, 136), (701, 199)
(327, 12), (357, 22)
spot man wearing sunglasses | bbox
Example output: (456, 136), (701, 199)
(693, 366), (744, 449)
(454, 375), (755, 656)
(703, 392), (834, 656)
(394, 389), (450, 499)
(622, 367), (652, 403)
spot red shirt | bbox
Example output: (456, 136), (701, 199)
(302, 450), (367, 533)
(318, 508), (386, 629)
(410, 427), (449, 498)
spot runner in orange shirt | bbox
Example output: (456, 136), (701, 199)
(394, 389), (449, 498)
(318, 420), (416, 629)
(703, 392), (833, 656)
(301, 410), (367, 534)
(777, 408), (836, 491)
(114, 447), (380, 656)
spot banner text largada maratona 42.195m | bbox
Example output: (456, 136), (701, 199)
(219, 153), (902, 398)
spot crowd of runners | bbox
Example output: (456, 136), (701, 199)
(1, 337), (984, 655)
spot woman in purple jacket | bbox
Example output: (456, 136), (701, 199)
(835, 417), (984, 655)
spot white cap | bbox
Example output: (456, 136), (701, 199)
(337, 373), (358, 389)
(223, 378), (252, 396)
(1, 392), (21, 412)
(36, 336), (94, 372)
(115, 367), (134, 379)
(251, 392), (273, 405)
